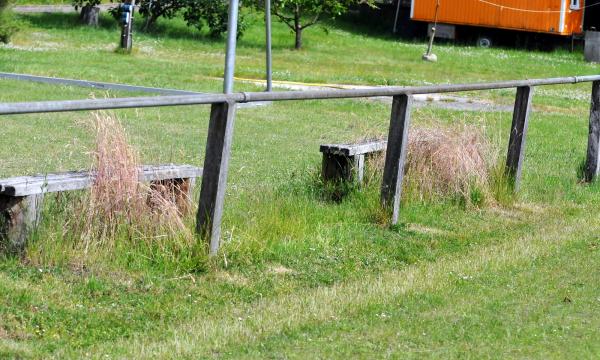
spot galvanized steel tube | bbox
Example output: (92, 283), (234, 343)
(2, 75), (600, 115)
(223, 0), (240, 94)
(265, 0), (273, 92)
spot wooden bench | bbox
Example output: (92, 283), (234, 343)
(320, 140), (387, 184)
(0, 164), (203, 255)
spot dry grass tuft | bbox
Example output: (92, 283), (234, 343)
(73, 111), (193, 253)
(405, 125), (493, 202)
(371, 124), (498, 205)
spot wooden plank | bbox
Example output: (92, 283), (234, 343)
(505, 86), (534, 191)
(320, 140), (387, 157)
(0, 164), (202, 197)
(196, 102), (237, 256)
(585, 81), (600, 182)
(138, 165), (203, 182)
(381, 95), (412, 225)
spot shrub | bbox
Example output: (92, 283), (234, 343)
(0, 0), (19, 44)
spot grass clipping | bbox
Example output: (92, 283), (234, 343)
(75, 112), (193, 253)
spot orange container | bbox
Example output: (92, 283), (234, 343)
(410, 0), (585, 36)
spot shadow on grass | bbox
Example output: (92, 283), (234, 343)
(17, 12), (217, 43)
(18, 12), (118, 31)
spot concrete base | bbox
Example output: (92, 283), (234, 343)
(422, 53), (438, 62)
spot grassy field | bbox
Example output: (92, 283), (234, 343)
(1, 10), (600, 359)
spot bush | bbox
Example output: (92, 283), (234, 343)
(0, 0), (19, 44)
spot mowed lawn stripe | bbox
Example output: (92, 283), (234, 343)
(79, 206), (600, 359)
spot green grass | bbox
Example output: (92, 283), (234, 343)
(1, 10), (600, 359)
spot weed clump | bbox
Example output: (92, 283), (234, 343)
(74, 112), (193, 255)
(405, 126), (493, 204)
(370, 125), (507, 206)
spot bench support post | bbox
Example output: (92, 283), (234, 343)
(322, 154), (354, 183)
(196, 102), (237, 256)
(150, 178), (195, 215)
(355, 154), (365, 185)
(506, 86), (534, 192)
(0, 194), (43, 256)
(585, 81), (600, 182)
(381, 94), (412, 225)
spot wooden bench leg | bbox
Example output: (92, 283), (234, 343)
(149, 178), (195, 215)
(0, 194), (44, 256)
(355, 154), (365, 185)
(322, 153), (355, 183)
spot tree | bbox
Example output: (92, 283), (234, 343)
(258, 0), (373, 49)
(72, 0), (102, 26)
(183, 0), (247, 38)
(136, 0), (185, 31)
(129, 0), (246, 37)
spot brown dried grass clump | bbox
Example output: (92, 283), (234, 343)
(76, 112), (192, 252)
(371, 124), (497, 204)
(405, 125), (493, 202)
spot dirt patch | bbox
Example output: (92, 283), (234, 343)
(407, 224), (450, 237)
(268, 265), (296, 276)
(213, 271), (249, 286)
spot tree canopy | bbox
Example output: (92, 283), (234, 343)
(255, 0), (374, 49)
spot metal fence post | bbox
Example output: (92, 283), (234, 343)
(506, 86), (534, 191)
(265, 0), (273, 92)
(381, 94), (413, 225)
(585, 81), (600, 182)
(197, 101), (237, 256)
(223, 0), (240, 94)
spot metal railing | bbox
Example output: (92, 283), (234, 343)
(2, 75), (600, 255)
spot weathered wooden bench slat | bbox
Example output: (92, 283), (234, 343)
(320, 139), (387, 185)
(320, 140), (387, 157)
(0, 164), (203, 197)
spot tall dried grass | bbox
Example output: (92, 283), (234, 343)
(370, 124), (500, 205)
(74, 111), (193, 254)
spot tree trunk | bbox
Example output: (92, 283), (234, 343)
(295, 26), (303, 50)
(294, 9), (302, 50)
(80, 5), (100, 27)
(143, 14), (158, 31)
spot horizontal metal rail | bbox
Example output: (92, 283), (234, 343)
(0, 72), (201, 96)
(0, 75), (599, 115)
